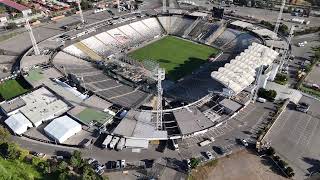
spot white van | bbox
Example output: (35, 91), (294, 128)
(257, 97), (267, 103)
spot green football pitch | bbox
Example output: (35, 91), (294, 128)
(0, 78), (31, 100)
(129, 36), (219, 81)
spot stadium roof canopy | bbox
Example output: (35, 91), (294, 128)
(112, 110), (167, 140)
(5, 113), (32, 135)
(44, 115), (82, 143)
(252, 29), (278, 40)
(231, 20), (255, 29)
(211, 42), (279, 95)
(173, 107), (217, 135)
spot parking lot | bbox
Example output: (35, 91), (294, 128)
(178, 101), (277, 161)
(264, 96), (320, 179)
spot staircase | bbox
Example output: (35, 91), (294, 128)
(182, 17), (201, 38)
(205, 20), (228, 45)
(156, 17), (167, 34)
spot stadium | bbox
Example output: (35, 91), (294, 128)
(10, 12), (280, 146)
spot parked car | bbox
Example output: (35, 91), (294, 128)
(116, 160), (121, 169)
(212, 146), (226, 155)
(120, 160), (126, 168)
(87, 158), (96, 165)
(106, 161), (117, 169)
(241, 139), (249, 147)
(30, 151), (46, 158)
(205, 151), (214, 160)
(184, 159), (191, 169)
(296, 102), (310, 113)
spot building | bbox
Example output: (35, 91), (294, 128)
(1, 87), (71, 127)
(0, 97), (26, 116)
(0, 0), (32, 16)
(4, 113), (32, 135)
(0, 14), (8, 26)
(44, 115), (82, 143)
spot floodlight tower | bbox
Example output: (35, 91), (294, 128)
(252, 50), (267, 102)
(279, 25), (294, 71)
(156, 68), (165, 130)
(77, 0), (85, 24)
(118, 0), (121, 13)
(271, 0), (286, 47)
(24, 13), (40, 55)
(163, 0), (167, 13)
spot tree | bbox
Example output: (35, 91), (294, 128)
(80, 0), (91, 10)
(70, 150), (83, 169)
(0, 126), (10, 143)
(278, 160), (287, 169)
(57, 161), (68, 172)
(6, 23), (17, 30)
(0, 142), (19, 159)
(285, 166), (294, 176)
(18, 148), (29, 161)
(38, 161), (51, 174)
(190, 158), (200, 169)
(258, 88), (277, 101)
(266, 147), (275, 156)
(0, 6), (6, 14)
(81, 165), (101, 180)
(58, 171), (70, 180)
(279, 24), (289, 34)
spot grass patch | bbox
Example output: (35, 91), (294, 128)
(25, 69), (44, 82)
(75, 108), (113, 126)
(0, 78), (31, 100)
(129, 36), (219, 81)
(300, 84), (320, 99)
(188, 159), (218, 180)
(0, 157), (43, 180)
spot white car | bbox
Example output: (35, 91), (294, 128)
(121, 160), (126, 168)
(241, 139), (249, 147)
(205, 151), (214, 160)
(87, 158), (96, 164)
(36, 153), (46, 158)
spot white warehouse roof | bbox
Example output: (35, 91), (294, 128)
(211, 42), (279, 95)
(44, 115), (82, 143)
(5, 113), (32, 135)
(19, 87), (70, 127)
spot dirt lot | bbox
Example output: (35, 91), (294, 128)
(191, 150), (287, 180)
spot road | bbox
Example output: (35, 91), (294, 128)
(286, 33), (320, 87)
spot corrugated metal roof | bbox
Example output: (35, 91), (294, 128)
(0, 0), (29, 11)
